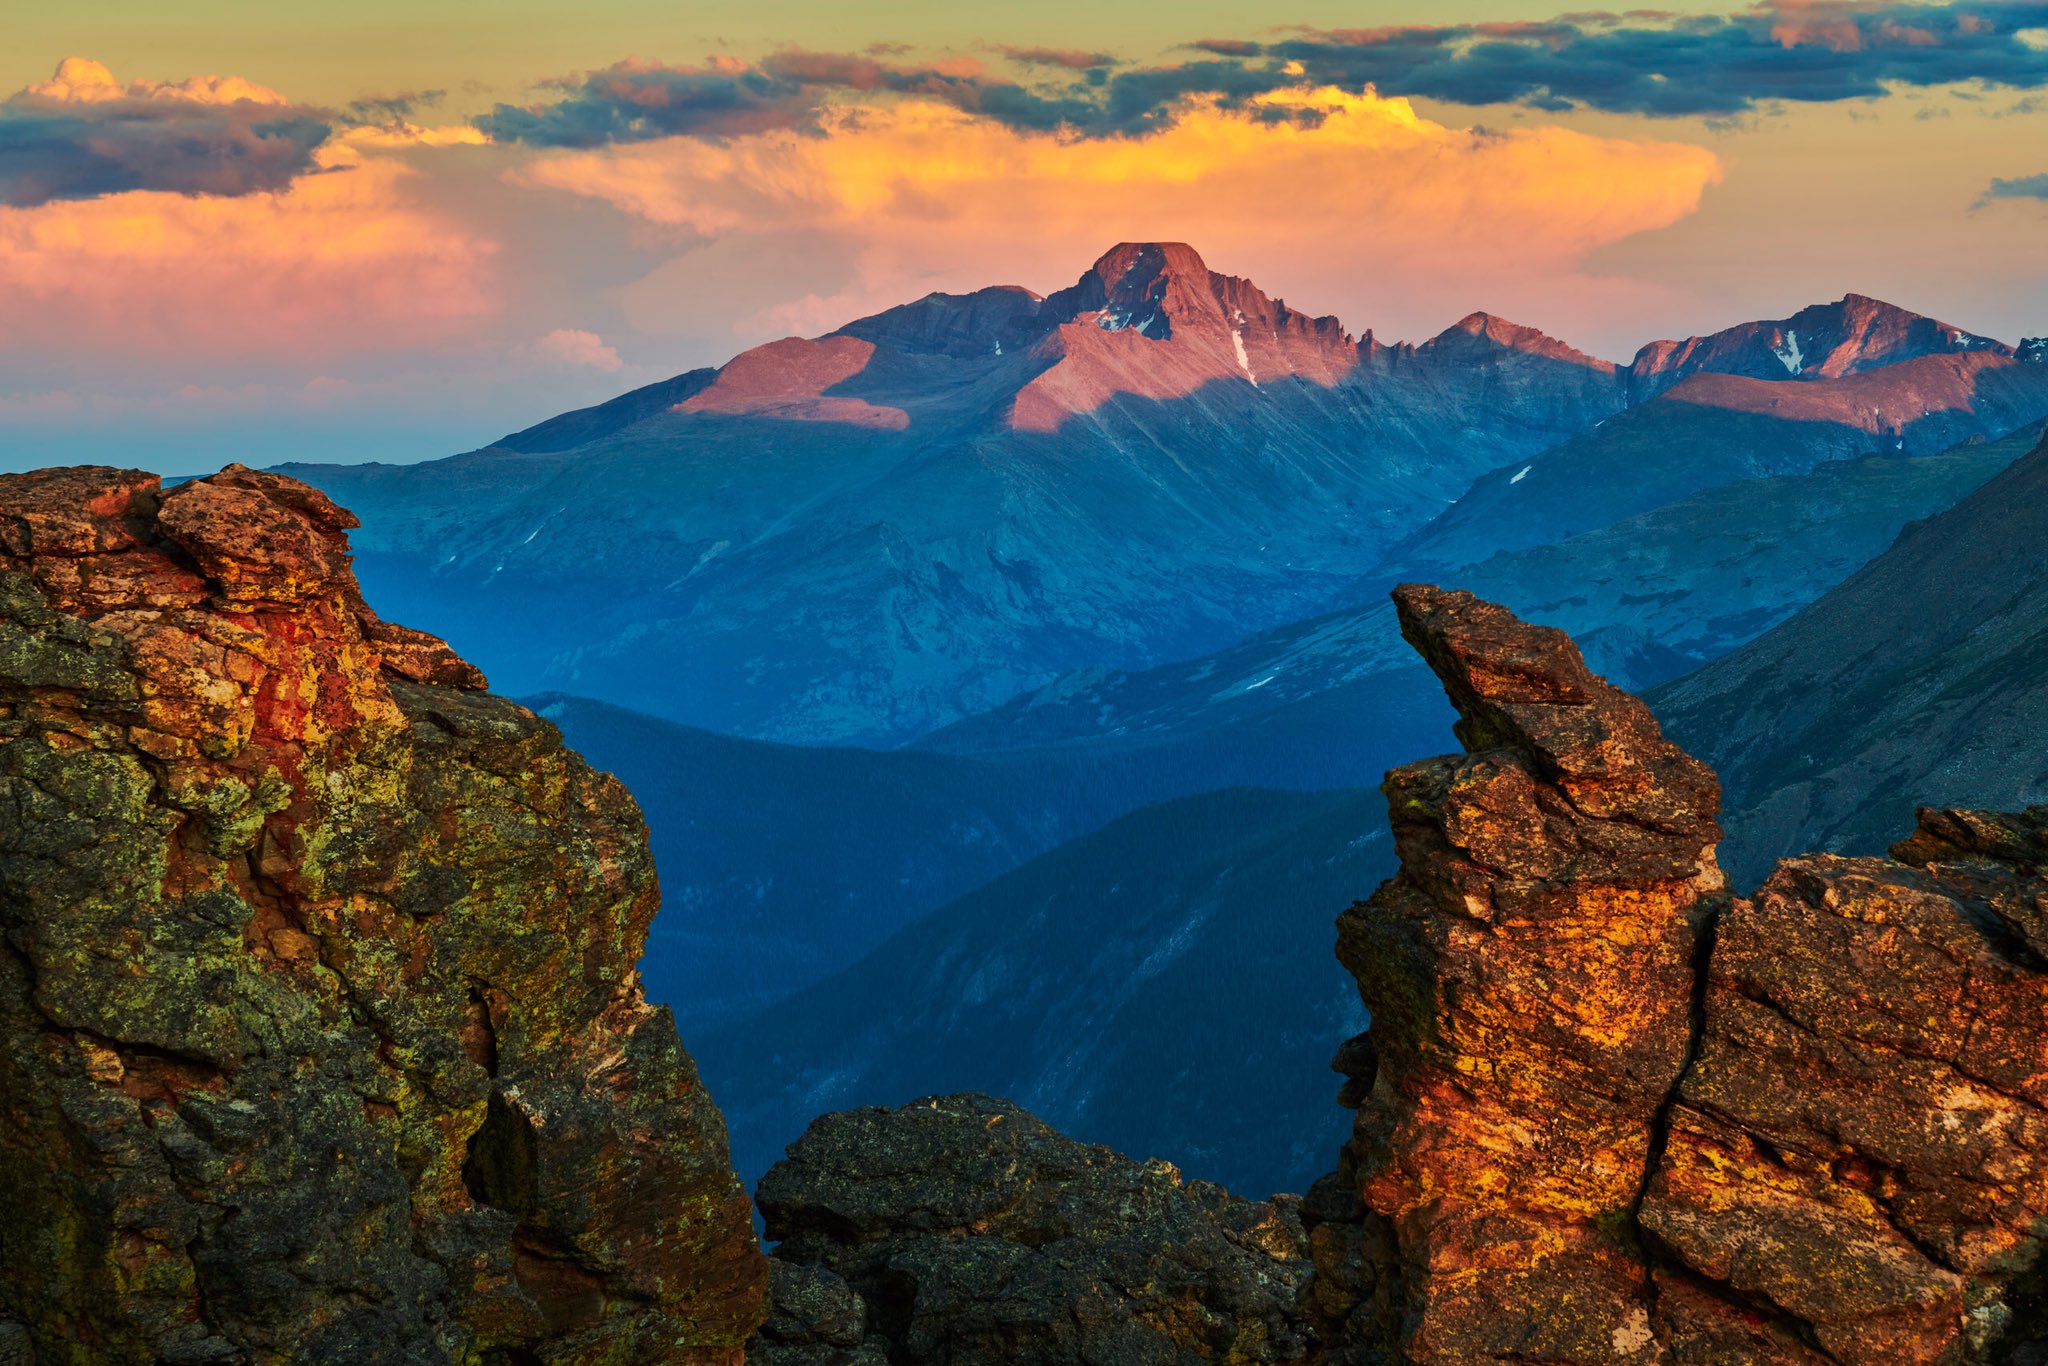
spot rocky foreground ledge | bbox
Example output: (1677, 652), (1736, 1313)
(0, 467), (764, 1363)
(2, 468), (2046, 1365)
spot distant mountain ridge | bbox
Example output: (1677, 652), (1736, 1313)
(1626, 292), (2013, 401)
(498, 260), (2031, 456)
(286, 242), (1632, 744)
(287, 242), (2048, 747)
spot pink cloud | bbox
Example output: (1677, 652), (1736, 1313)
(532, 327), (624, 371)
(0, 150), (500, 359)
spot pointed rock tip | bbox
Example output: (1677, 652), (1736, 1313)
(1390, 584), (1721, 821)
(1392, 584), (1601, 712)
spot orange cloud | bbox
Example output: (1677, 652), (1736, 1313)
(508, 86), (1721, 345)
(24, 56), (292, 107)
(0, 147), (499, 359)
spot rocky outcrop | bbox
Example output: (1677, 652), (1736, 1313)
(752, 1093), (1312, 1366)
(1317, 585), (1724, 1361)
(1311, 585), (2048, 1364)
(1643, 809), (2048, 1362)
(0, 467), (766, 1364)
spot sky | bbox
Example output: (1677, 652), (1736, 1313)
(2, 1), (2046, 471)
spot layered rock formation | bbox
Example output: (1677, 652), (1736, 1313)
(752, 1094), (1313, 1366)
(0, 467), (765, 1364)
(1318, 585), (1725, 1360)
(1311, 586), (2048, 1364)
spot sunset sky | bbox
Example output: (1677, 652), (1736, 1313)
(4, 0), (2047, 470)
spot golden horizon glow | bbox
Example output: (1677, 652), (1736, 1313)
(0, 7), (2043, 469)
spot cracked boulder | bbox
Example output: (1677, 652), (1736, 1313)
(1312, 585), (2048, 1364)
(753, 1093), (1313, 1365)
(0, 466), (766, 1364)
(1642, 810), (2048, 1363)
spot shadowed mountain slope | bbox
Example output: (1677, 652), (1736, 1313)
(1656, 428), (2048, 885)
(1387, 352), (2048, 577)
(696, 786), (1391, 1200)
(927, 420), (2041, 762)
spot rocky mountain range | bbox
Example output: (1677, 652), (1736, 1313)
(283, 242), (2048, 752)
(250, 247), (2048, 1210)
(8, 467), (2046, 1364)
(288, 242), (1629, 748)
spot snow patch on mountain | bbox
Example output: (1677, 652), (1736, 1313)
(1774, 329), (1805, 376)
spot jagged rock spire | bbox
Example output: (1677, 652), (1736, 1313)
(1309, 585), (2048, 1365)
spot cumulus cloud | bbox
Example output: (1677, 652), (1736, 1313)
(510, 86), (1720, 344)
(0, 58), (332, 207)
(531, 328), (624, 370)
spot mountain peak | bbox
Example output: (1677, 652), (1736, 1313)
(1628, 293), (2012, 401)
(1087, 241), (1209, 286)
(1062, 242), (1220, 340)
(1426, 311), (1609, 364)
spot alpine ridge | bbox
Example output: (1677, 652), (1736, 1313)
(286, 241), (1629, 745)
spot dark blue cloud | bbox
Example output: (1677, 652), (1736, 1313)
(1980, 171), (2048, 204)
(1254, 3), (2048, 117)
(994, 46), (1120, 71)
(478, 3), (2048, 148)
(474, 60), (817, 146)
(0, 76), (330, 208)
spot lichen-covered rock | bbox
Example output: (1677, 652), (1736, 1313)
(1323, 585), (1723, 1361)
(0, 466), (766, 1364)
(753, 1093), (1312, 1365)
(1641, 809), (2048, 1362)
(1313, 585), (2048, 1365)
(746, 1263), (886, 1366)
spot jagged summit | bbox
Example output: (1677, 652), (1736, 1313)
(1627, 291), (2012, 401)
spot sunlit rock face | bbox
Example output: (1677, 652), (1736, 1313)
(1316, 585), (1724, 1361)
(1307, 586), (2048, 1365)
(0, 466), (765, 1365)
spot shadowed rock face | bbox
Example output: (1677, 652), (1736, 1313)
(1308, 587), (2048, 1365)
(752, 1094), (1313, 1366)
(0, 466), (765, 1364)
